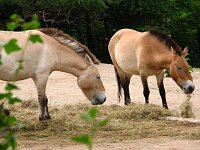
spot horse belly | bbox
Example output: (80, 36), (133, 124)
(0, 58), (34, 81)
(0, 49), (41, 81)
(115, 47), (139, 75)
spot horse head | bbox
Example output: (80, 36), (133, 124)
(170, 47), (195, 94)
(77, 55), (106, 105)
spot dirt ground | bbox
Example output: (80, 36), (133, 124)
(1, 63), (200, 149)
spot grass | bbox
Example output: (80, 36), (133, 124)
(8, 100), (200, 148)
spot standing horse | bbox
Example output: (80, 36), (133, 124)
(0, 28), (106, 121)
(108, 29), (195, 108)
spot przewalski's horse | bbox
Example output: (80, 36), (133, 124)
(0, 28), (106, 121)
(108, 29), (195, 108)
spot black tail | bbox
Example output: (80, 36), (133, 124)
(114, 67), (122, 102)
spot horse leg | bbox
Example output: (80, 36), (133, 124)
(122, 74), (131, 105)
(115, 67), (131, 105)
(156, 71), (168, 109)
(33, 73), (51, 121)
(140, 75), (150, 104)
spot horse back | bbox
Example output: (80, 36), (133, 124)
(0, 30), (55, 81)
(109, 29), (172, 76)
(108, 29), (144, 75)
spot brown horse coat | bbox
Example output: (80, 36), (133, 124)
(108, 29), (194, 108)
(0, 28), (106, 120)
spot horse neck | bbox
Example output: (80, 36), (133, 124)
(154, 47), (174, 69)
(54, 46), (89, 77)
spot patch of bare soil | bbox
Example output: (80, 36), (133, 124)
(1, 63), (200, 149)
(19, 138), (200, 150)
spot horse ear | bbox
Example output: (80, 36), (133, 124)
(85, 54), (94, 65)
(182, 47), (188, 57)
(171, 47), (176, 56)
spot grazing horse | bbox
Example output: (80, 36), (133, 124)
(0, 28), (106, 121)
(108, 29), (195, 108)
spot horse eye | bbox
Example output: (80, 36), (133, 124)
(176, 66), (182, 71)
(96, 75), (100, 79)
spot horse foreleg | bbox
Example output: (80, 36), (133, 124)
(140, 75), (150, 104)
(38, 95), (51, 121)
(33, 74), (51, 121)
(156, 71), (168, 109)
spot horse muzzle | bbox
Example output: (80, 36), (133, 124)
(182, 80), (195, 94)
(91, 92), (106, 105)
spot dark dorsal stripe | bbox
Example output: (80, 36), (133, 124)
(39, 28), (100, 64)
(149, 30), (182, 55)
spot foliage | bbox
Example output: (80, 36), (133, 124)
(0, 84), (24, 150)
(5, 14), (43, 75)
(3, 39), (21, 54)
(71, 107), (110, 150)
(0, 14), (42, 150)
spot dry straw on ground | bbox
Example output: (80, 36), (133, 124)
(180, 95), (194, 118)
(8, 99), (200, 147)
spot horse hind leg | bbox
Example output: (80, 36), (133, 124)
(122, 75), (131, 105)
(114, 67), (131, 105)
(33, 73), (51, 121)
(114, 67), (122, 101)
(140, 75), (150, 104)
(156, 71), (168, 109)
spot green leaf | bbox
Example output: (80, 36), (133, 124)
(98, 117), (110, 127)
(3, 39), (21, 54)
(81, 107), (97, 123)
(8, 97), (21, 104)
(5, 83), (19, 91)
(15, 60), (24, 76)
(23, 15), (40, 30)
(71, 134), (92, 147)
(88, 107), (97, 119)
(81, 114), (93, 123)
(10, 14), (23, 22)
(23, 22), (38, 30)
(0, 93), (12, 100)
(6, 14), (23, 31)
(29, 34), (43, 43)
(189, 65), (193, 72)
(6, 132), (17, 149)
(0, 93), (6, 100)
(5, 116), (16, 125)
(7, 22), (19, 31)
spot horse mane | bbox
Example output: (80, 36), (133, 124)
(149, 30), (182, 55)
(38, 28), (100, 64)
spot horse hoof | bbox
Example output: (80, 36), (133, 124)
(163, 105), (168, 109)
(45, 115), (51, 120)
(39, 115), (51, 121)
(3, 109), (10, 116)
(125, 100), (131, 105)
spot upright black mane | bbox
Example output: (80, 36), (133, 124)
(149, 30), (182, 55)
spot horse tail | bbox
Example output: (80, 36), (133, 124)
(114, 66), (122, 102)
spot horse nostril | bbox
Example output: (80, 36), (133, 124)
(188, 85), (194, 92)
(96, 97), (106, 105)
